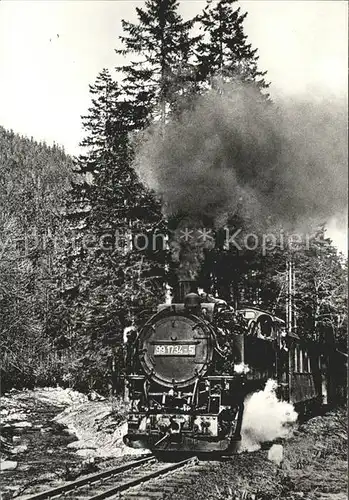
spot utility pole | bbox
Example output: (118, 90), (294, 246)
(286, 255), (296, 335)
(286, 253), (296, 400)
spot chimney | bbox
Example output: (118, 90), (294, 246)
(173, 280), (197, 303)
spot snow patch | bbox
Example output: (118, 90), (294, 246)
(54, 401), (149, 458)
(0, 460), (17, 472)
(268, 444), (284, 466)
(31, 387), (88, 407)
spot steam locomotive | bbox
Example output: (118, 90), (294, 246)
(123, 281), (334, 456)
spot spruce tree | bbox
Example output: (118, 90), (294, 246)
(189, 0), (271, 301)
(0, 127), (73, 389)
(63, 69), (166, 393)
(196, 0), (269, 94)
(116, 0), (199, 121)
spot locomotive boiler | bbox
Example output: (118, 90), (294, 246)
(123, 281), (328, 456)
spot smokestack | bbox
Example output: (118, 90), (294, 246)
(174, 280), (197, 303)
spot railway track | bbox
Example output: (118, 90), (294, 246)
(20, 454), (198, 500)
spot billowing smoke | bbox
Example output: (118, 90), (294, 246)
(134, 82), (347, 229)
(239, 379), (298, 453)
(133, 82), (347, 278)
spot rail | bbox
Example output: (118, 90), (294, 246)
(19, 454), (196, 500)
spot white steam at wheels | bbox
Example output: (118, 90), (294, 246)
(239, 379), (298, 453)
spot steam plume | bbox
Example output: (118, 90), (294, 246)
(239, 379), (298, 452)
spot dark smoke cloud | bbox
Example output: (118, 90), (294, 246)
(133, 82), (347, 279)
(134, 82), (347, 234)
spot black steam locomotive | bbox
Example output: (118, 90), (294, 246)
(123, 282), (333, 455)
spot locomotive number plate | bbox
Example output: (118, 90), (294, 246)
(154, 344), (196, 356)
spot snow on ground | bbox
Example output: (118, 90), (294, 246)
(1, 387), (88, 423)
(1, 387), (347, 500)
(1, 387), (146, 461)
(29, 387), (88, 407)
(1, 387), (148, 498)
(54, 397), (149, 458)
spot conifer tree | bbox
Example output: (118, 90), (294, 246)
(63, 69), (166, 393)
(189, 0), (271, 300)
(0, 127), (73, 390)
(196, 0), (269, 94)
(116, 0), (199, 121)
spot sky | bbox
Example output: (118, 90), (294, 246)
(0, 0), (347, 252)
